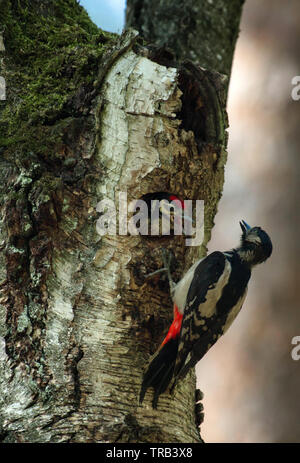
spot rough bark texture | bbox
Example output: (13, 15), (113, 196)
(0, 0), (241, 443)
(126, 0), (245, 83)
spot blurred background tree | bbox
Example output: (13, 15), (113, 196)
(200, 0), (300, 443)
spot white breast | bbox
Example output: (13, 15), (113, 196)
(172, 260), (202, 314)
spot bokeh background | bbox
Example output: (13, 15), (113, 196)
(79, 0), (300, 443)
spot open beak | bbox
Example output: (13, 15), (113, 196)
(160, 202), (194, 234)
(182, 213), (195, 235)
(239, 220), (251, 234)
(182, 214), (194, 224)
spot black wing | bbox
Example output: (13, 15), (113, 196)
(173, 251), (229, 379)
(173, 251), (251, 381)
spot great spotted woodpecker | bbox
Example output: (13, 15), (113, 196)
(140, 220), (272, 408)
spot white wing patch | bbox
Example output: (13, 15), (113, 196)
(196, 258), (232, 318)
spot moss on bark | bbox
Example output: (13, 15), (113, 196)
(0, 0), (116, 151)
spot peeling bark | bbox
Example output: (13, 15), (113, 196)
(0, 0), (241, 443)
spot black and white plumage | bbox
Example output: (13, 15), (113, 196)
(140, 220), (273, 408)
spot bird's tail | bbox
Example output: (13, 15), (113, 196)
(139, 337), (179, 408)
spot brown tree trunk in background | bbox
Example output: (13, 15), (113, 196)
(0, 0), (243, 442)
(126, 0), (245, 91)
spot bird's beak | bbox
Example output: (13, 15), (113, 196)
(182, 213), (195, 235)
(240, 220), (251, 234)
(160, 202), (194, 234)
(182, 214), (194, 224)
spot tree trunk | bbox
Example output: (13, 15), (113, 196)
(0, 0), (243, 443)
(126, 0), (245, 90)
